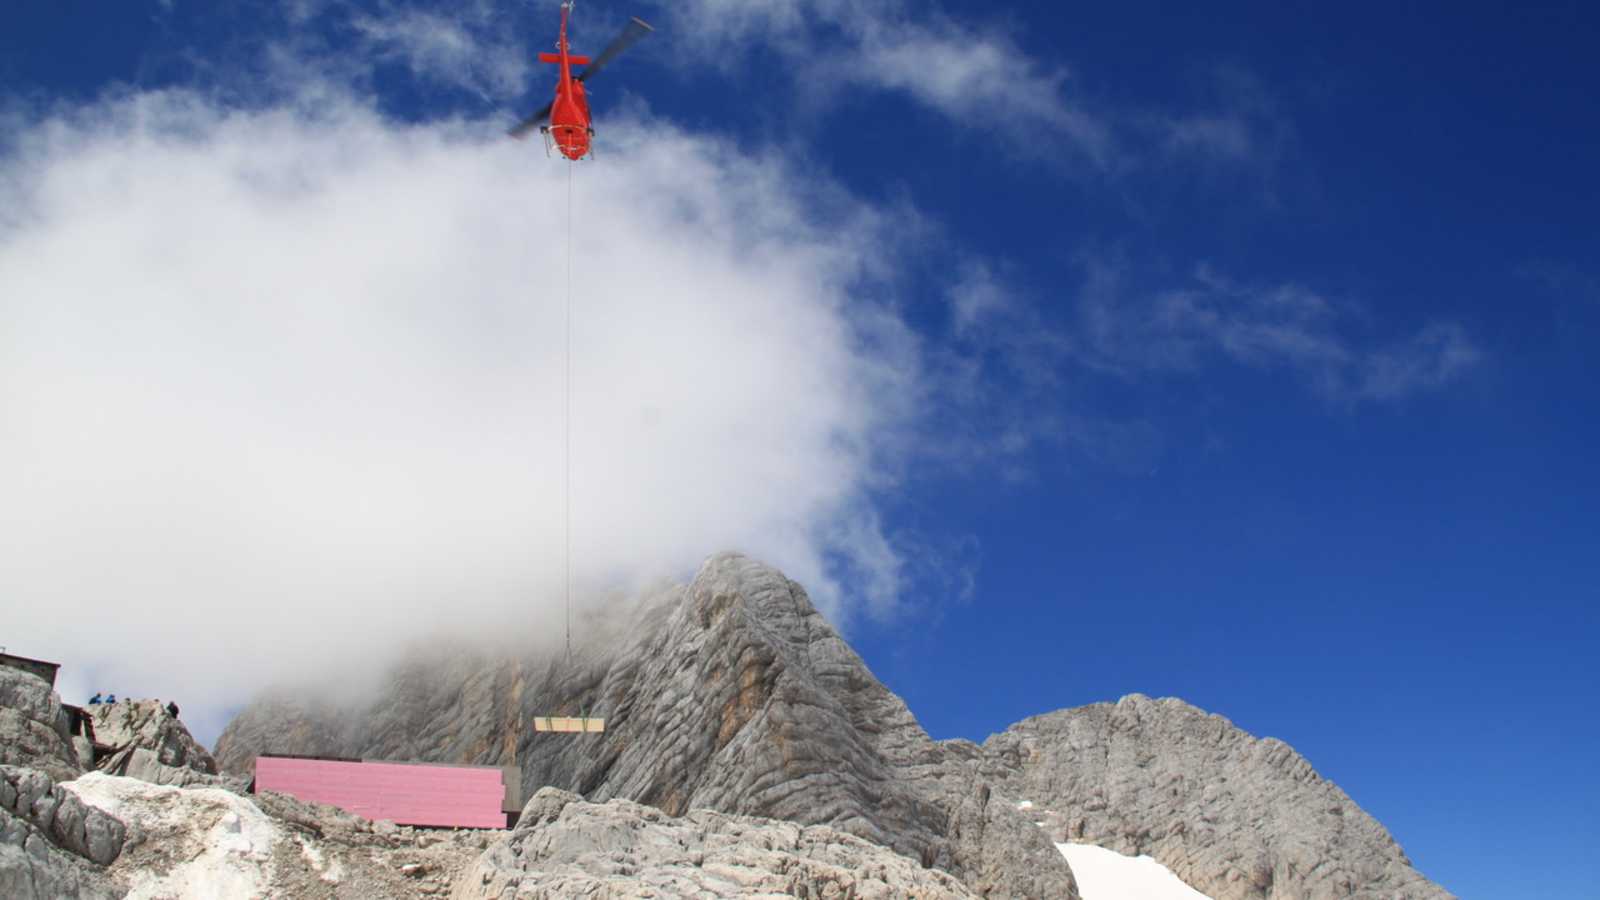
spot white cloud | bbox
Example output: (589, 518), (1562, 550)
(947, 262), (1010, 337)
(1163, 114), (1256, 161)
(1358, 322), (1482, 400)
(848, 19), (1112, 166)
(352, 8), (532, 100)
(1522, 259), (1600, 307)
(1074, 261), (1483, 401)
(0, 89), (921, 741)
(664, 0), (1113, 165)
(1152, 66), (1289, 171)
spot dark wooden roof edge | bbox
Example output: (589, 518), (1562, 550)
(256, 751), (363, 764)
(0, 651), (62, 668)
(256, 753), (515, 775)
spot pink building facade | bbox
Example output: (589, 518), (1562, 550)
(254, 756), (517, 829)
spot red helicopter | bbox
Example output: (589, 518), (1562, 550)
(509, 1), (654, 159)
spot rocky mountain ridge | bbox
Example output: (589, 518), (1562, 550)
(980, 697), (1447, 900)
(219, 553), (1081, 897)
(1, 553), (1454, 898)
(0, 657), (1022, 899)
(217, 552), (1455, 899)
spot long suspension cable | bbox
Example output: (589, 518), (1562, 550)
(564, 159), (573, 665)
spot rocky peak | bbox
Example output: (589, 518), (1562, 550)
(218, 553), (1080, 897)
(87, 699), (217, 777)
(214, 552), (1454, 900)
(977, 693), (1455, 900)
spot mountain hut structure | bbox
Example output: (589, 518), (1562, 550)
(253, 754), (523, 829)
(0, 650), (61, 687)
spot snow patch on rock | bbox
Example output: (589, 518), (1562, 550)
(62, 772), (279, 899)
(1057, 842), (1216, 900)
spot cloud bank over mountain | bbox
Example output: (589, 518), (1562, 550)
(0, 89), (920, 730)
(1, 0), (1482, 746)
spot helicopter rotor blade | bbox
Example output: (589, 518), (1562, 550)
(508, 101), (555, 140)
(576, 16), (654, 83)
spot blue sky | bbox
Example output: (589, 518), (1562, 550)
(3, 2), (1597, 897)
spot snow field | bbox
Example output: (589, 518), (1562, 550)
(1056, 842), (1216, 900)
(63, 772), (281, 900)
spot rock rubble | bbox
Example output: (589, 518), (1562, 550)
(456, 786), (978, 899)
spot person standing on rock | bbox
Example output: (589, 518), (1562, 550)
(165, 701), (180, 718)
(89, 692), (103, 705)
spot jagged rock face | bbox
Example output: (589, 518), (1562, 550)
(218, 554), (1081, 898)
(88, 699), (218, 776)
(0, 666), (81, 782)
(0, 765), (126, 900)
(0, 671), (126, 898)
(102, 746), (248, 791)
(457, 786), (979, 899)
(0, 807), (121, 900)
(215, 552), (1452, 900)
(1, 766), (125, 867)
(977, 695), (1455, 900)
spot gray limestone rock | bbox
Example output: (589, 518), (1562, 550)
(0, 765), (126, 866)
(250, 785), (377, 841)
(0, 765), (125, 899)
(455, 786), (978, 899)
(71, 735), (95, 771)
(0, 805), (122, 900)
(219, 554), (1080, 898)
(99, 745), (247, 791)
(216, 552), (1453, 900)
(89, 698), (218, 777)
(946, 779), (1081, 899)
(976, 694), (1455, 900)
(0, 667), (81, 783)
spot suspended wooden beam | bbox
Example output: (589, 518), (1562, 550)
(532, 715), (605, 733)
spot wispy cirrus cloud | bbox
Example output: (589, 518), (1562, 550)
(255, 0), (546, 106)
(930, 235), (1477, 435)
(662, 2), (1301, 178)
(909, 252), (1483, 485)
(1075, 262), (1483, 401)
(1521, 259), (1600, 306)
(1157, 65), (1291, 167)
(271, 0), (1282, 178)
(663, 0), (1114, 167)
(1162, 114), (1257, 162)
(351, 8), (533, 99)
(847, 17), (1113, 166)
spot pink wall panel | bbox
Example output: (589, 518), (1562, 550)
(255, 757), (506, 829)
